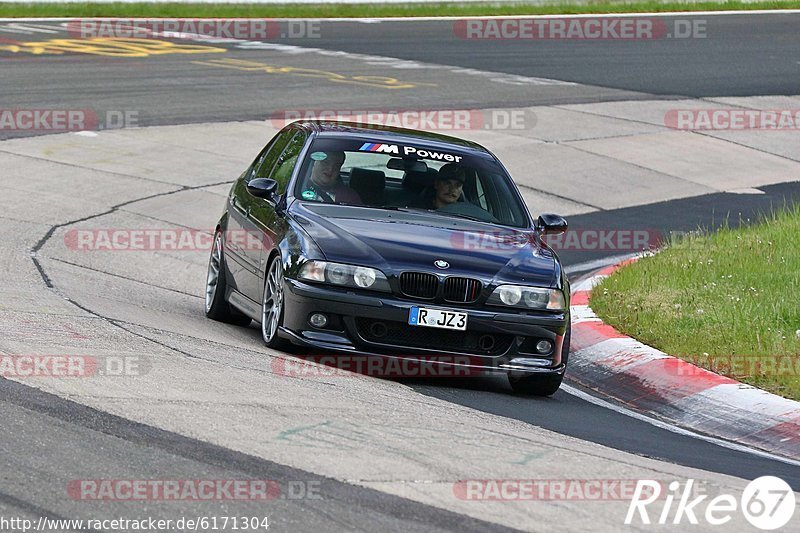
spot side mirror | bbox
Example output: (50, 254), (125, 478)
(537, 213), (568, 235)
(247, 178), (279, 202)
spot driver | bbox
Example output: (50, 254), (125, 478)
(431, 163), (466, 209)
(306, 151), (362, 204)
(411, 163), (466, 209)
(413, 163), (499, 222)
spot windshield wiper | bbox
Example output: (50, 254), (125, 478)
(434, 212), (487, 223)
(373, 206), (490, 224)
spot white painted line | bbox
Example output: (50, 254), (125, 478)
(3, 22), (60, 33)
(1, 11), (799, 23)
(571, 275), (606, 293)
(307, 10), (800, 21)
(726, 187), (766, 195)
(571, 336), (669, 366)
(561, 383), (800, 467)
(570, 304), (600, 323)
(565, 252), (638, 276)
(0, 27), (33, 34)
(683, 383), (800, 418)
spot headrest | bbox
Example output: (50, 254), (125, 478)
(349, 168), (386, 191)
(402, 167), (438, 190)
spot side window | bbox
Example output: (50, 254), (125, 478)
(474, 174), (489, 210)
(271, 131), (308, 194)
(475, 172), (504, 220)
(249, 129), (294, 183)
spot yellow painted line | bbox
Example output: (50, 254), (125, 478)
(193, 57), (436, 89)
(0, 37), (226, 57)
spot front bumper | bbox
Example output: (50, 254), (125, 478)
(280, 279), (568, 376)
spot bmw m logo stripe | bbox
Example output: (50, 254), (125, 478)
(359, 143), (399, 154)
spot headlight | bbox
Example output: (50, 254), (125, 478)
(499, 286), (522, 306)
(487, 285), (565, 310)
(298, 261), (390, 292)
(327, 264), (349, 285)
(353, 267), (376, 288)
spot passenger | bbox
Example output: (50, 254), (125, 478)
(306, 151), (362, 204)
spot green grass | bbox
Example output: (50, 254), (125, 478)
(590, 206), (800, 401)
(1, 1), (799, 18)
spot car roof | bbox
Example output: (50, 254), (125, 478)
(289, 120), (493, 157)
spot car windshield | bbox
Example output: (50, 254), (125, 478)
(293, 137), (531, 228)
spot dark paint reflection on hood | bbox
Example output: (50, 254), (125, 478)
(291, 203), (557, 287)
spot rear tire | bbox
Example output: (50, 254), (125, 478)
(205, 230), (252, 327)
(508, 323), (570, 396)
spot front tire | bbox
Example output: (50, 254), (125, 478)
(205, 231), (252, 326)
(261, 255), (288, 349)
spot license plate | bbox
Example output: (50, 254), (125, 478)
(408, 306), (467, 331)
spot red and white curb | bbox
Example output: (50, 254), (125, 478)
(569, 258), (800, 461)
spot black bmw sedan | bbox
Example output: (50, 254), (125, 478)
(205, 121), (571, 395)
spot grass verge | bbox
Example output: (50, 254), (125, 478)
(590, 206), (800, 401)
(0, 1), (799, 18)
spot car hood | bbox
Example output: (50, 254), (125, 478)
(291, 203), (557, 287)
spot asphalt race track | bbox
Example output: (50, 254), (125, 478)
(1, 13), (799, 532)
(2, 13), (799, 134)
